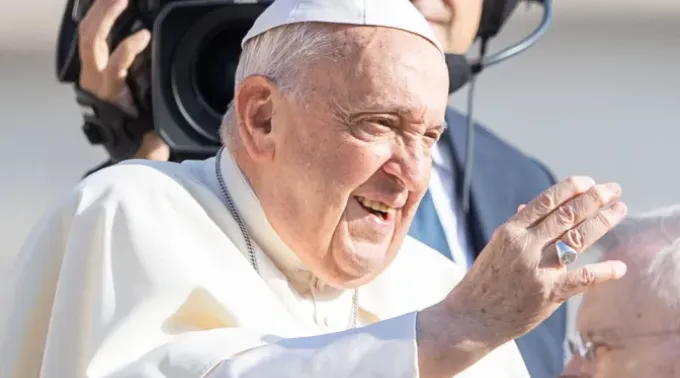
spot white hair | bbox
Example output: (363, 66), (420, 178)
(220, 23), (340, 142)
(594, 205), (680, 317)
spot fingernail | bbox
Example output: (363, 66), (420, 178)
(611, 201), (627, 215)
(138, 29), (151, 41)
(573, 176), (595, 190)
(612, 261), (627, 279)
(604, 182), (621, 194)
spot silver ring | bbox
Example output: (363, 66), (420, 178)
(555, 240), (578, 266)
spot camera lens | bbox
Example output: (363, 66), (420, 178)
(170, 12), (252, 143)
(159, 3), (271, 150)
(193, 29), (242, 117)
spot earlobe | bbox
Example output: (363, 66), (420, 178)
(234, 75), (277, 162)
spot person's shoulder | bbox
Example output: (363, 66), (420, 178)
(82, 158), (191, 184)
(445, 107), (556, 183)
(82, 158), (205, 191)
(444, 108), (543, 163)
(71, 158), (215, 212)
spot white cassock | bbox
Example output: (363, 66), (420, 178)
(0, 149), (529, 378)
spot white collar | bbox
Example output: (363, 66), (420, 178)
(218, 147), (306, 273)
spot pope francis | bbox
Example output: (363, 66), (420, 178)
(0, 0), (630, 377)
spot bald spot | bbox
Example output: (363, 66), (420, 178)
(577, 237), (680, 342)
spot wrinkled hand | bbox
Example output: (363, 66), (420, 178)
(78, 0), (169, 161)
(449, 176), (627, 344)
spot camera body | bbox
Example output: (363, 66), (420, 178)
(152, 1), (272, 157)
(57, 0), (273, 160)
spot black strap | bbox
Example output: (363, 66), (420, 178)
(477, 0), (520, 40)
(75, 85), (154, 162)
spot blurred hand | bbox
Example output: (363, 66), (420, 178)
(411, 0), (483, 54)
(447, 177), (628, 343)
(78, 0), (169, 161)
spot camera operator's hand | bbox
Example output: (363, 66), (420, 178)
(78, 0), (170, 161)
(411, 0), (483, 54)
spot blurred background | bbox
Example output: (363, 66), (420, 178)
(0, 0), (678, 338)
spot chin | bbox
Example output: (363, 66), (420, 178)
(328, 239), (395, 288)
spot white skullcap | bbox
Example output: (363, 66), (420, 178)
(242, 0), (443, 54)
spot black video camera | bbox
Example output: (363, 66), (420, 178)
(57, 0), (273, 160)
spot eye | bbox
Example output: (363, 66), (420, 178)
(422, 130), (442, 148)
(365, 118), (394, 129)
(351, 118), (395, 141)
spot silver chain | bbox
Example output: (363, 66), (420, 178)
(214, 147), (358, 329)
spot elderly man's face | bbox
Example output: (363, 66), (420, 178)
(561, 247), (680, 378)
(234, 25), (448, 287)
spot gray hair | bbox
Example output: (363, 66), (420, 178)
(594, 205), (680, 315)
(220, 22), (339, 143)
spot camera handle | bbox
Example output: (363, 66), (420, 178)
(76, 85), (154, 162)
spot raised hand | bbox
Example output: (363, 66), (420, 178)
(449, 176), (627, 342)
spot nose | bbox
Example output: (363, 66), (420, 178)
(381, 137), (430, 191)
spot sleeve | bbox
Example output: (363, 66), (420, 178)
(118, 313), (420, 378)
(0, 174), (421, 378)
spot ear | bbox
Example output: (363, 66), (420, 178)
(234, 74), (278, 162)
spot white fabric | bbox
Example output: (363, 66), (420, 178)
(0, 151), (529, 377)
(430, 140), (475, 270)
(241, 0), (443, 54)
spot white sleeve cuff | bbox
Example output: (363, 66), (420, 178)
(209, 311), (420, 378)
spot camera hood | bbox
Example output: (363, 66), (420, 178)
(152, 1), (272, 156)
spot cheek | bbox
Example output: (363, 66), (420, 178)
(327, 143), (388, 187)
(275, 117), (391, 202)
(295, 127), (391, 190)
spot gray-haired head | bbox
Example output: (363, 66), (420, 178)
(579, 205), (680, 329)
(592, 205), (680, 309)
(572, 205), (680, 378)
(220, 22), (336, 142)
(219, 0), (442, 143)
(591, 205), (680, 315)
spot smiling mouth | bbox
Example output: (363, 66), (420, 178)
(355, 196), (396, 221)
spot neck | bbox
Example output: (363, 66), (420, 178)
(229, 139), (259, 190)
(219, 143), (350, 297)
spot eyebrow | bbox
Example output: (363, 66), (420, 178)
(350, 109), (447, 131)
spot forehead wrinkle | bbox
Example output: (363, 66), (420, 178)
(343, 60), (437, 123)
(351, 31), (442, 118)
(302, 26), (446, 128)
(578, 262), (678, 341)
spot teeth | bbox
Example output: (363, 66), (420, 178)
(356, 196), (396, 215)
